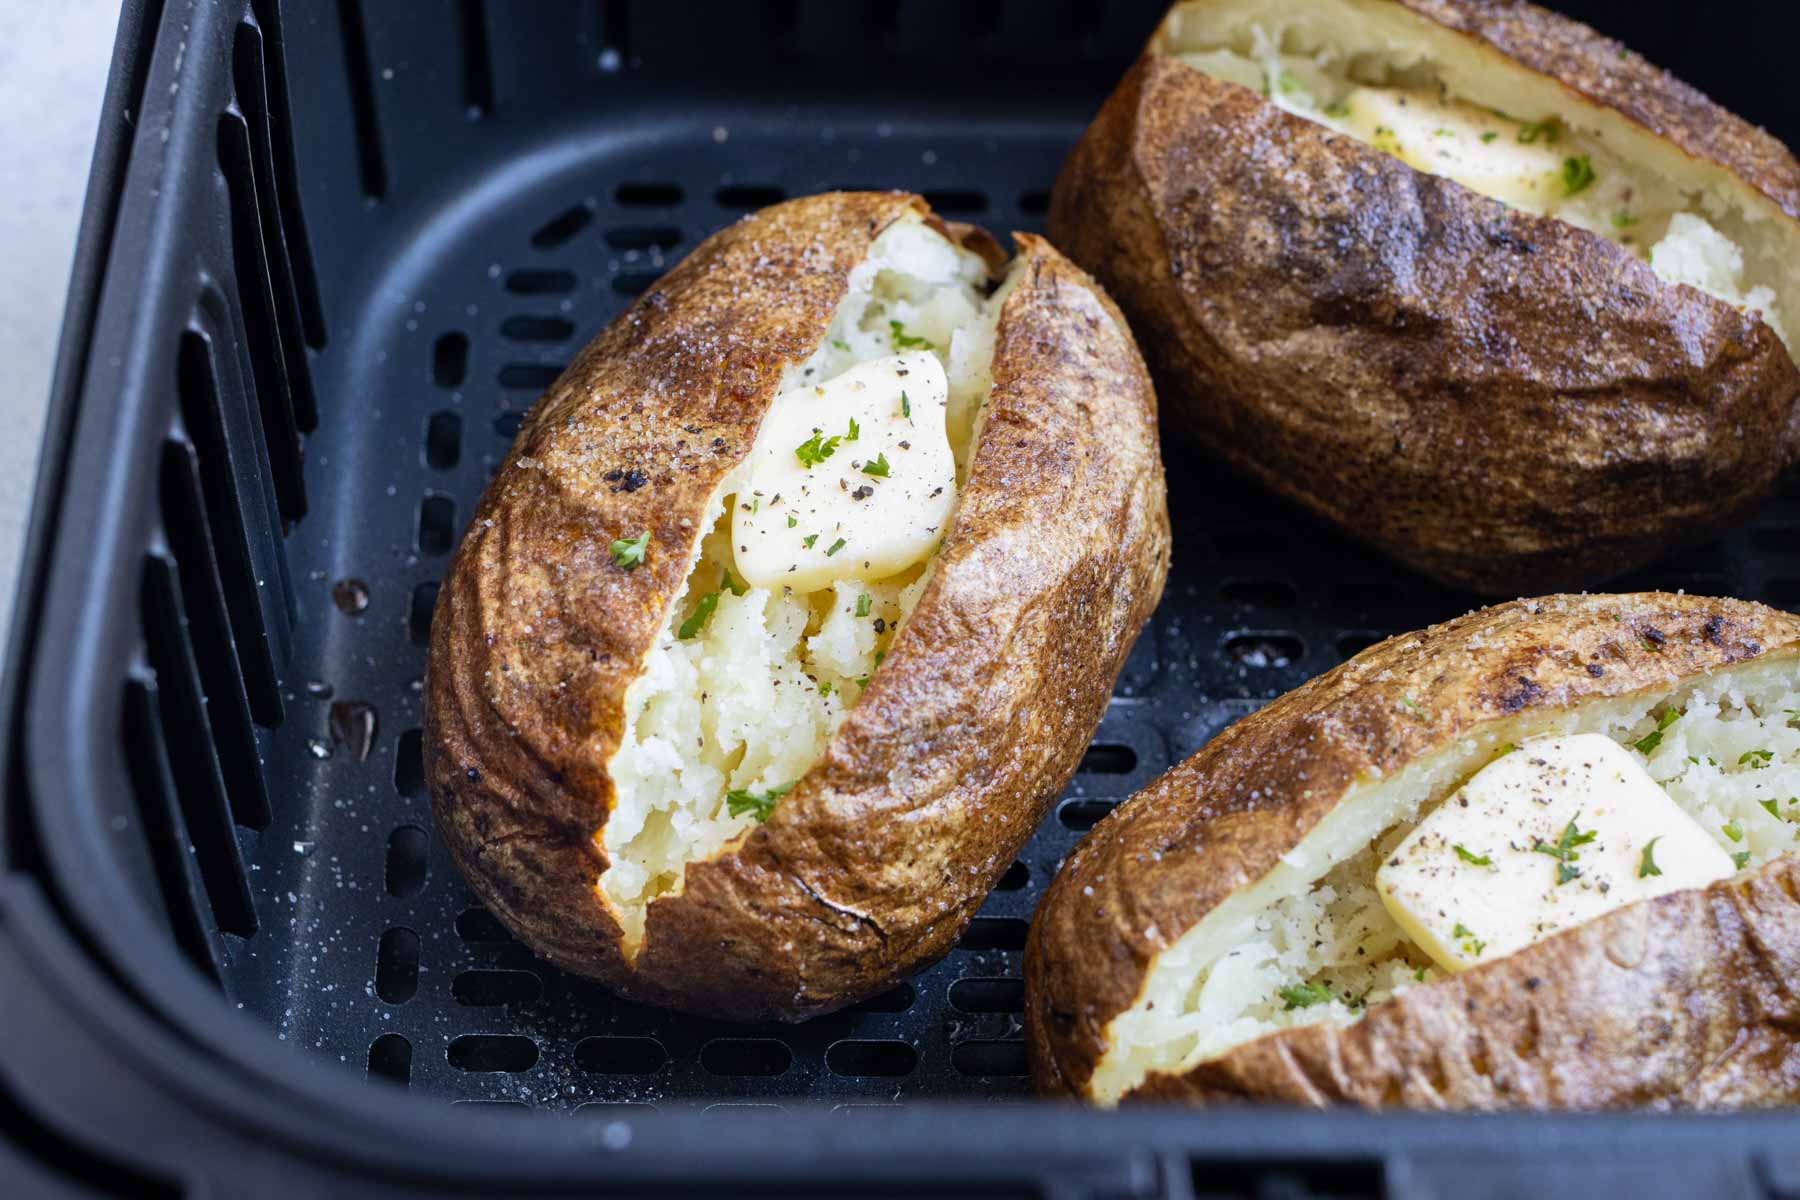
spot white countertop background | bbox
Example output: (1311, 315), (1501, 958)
(0, 1), (117, 647)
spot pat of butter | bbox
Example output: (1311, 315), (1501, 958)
(1324, 87), (1565, 215)
(732, 351), (955, 592)
(1376, 733), (1734, 974)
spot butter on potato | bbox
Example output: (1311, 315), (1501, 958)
(1375, 733), (1734, 974)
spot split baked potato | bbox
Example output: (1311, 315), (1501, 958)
(425, 191), (1169, 1021)
(1027, 592), (1800, 1109)
(1050, 0), (1800, 592)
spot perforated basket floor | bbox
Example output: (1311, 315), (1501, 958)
(223, 114), (1800, 1114)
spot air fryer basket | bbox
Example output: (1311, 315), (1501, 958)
(8, 0), (1800, 1195)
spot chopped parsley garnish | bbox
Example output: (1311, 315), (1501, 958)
(818, 681), (833, 697)
(802, 533), (819, 549)
(1497, 742), (1519, 756)
(1733, 851), (1753, 870)
(1634, 709), (1679, 754)
(1612, 210), (1640, 229)
(855, 593), (872, 618)
(1787, 709), (1800, 730)
(1761, 798), (1782, 819)
(1399, 696), (1423, 716)
(1560, 155), (1596, 197)
(1638, 837), (1663, 879)
(1480, 131), (1499, 143)
(862, 453), (890, 478)
(1322, 99), (1351, 118)
(1277, 981), (1337, 1010)
(1453, 844), (1492, 867)
(795, 430), (842, 467)
(725, 781), (794, 822)
(845, 417), (860, 442)
(1517, 119), (1560, 144)
(900, 391), (911, 420)
(830, 338), (850, 351)
(787, 514), (798, 528)
(1740, 749), (1774, 769)
(1414, 966), (1428, 982)
(721, 569), (747, 597)
(889, 321), (933, 350)
(1723, 819), (1745, 843)
(1687, 755), (1719, 767)
(677, 591), (720, 640)
(855, 674), (870, 688)
(1452, 922), (1486, 957)
(1532, 815), (1597, 885)
(1277, 70), (1302, 95)
(825, 537), (846, 557)
(609, 530), (650, 569)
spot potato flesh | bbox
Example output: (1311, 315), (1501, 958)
(599, 217), (1004, 951)
(1161, 0), (1795, 351)
(1089, 655), (1800, 1105)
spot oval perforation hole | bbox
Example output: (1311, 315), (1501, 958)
(958, 916), (1027, 952)
(574, 1036), (668, 1074)
(409, 581), (439, 647)
(1078, 743), (1136, 774)
(611, 271), (660, 296)
(715, 184), (785, 209)
(448, 1035), (539, 1073)
(1337, 631), (1385, 661)
(700, 1038), (792, 1077)
(498, 362), (564, 389)
(455, 906), (515, 942)
(605, 226), (681, 250)
(1223, 633), (1303, 668)
(1058, 799), (1116, 831)
(1219, 577), (1297, 608)
(995, 860), (1029, 891)
(922, 188), (988, 213)
(846, 982), (914, 1015)
(530, 204), (593, 248)
(948, 977), (1024, 1014)
(951, 1040), (1028, 1076)
(394, 728), (424, 798)
(385, 824), (428, 897)
(367, 1033), (412, 1085)
(616, 182), (683, 207)
(425, 411), (461, 469)
(499, 315), (575, 343)
(453, 969), (543, 1007)
(826, 1040), (917, 1078)
(432, 332), (468, 387)
(494, 410), (525, 439)
(375, 927), (419, 1003)
(418, 495), (456, 556)
(504, 268), (577, 295)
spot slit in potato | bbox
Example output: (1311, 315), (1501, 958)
(1160, 0), (1796, 350)
(599, 215), (1011, 951)
(1090, 653), (1800, 1104)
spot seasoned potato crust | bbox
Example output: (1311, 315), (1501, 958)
(1026, 593), (1800, 1108)
(426, 192), (1169, 1021)
(1050, 0), (1800, 592)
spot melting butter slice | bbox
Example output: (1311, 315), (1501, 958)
(1376, 733), (1734, 974)
(732, 351), (955, 592)
(1322, 87), (1566, 214)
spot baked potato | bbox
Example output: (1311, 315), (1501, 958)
(425, 191), (1170, 1021)
(1050, 0), (1800, 593)
(1026, 592), (1800, 1109)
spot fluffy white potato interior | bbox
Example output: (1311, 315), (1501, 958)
(1089, 653), (1800, 1105)
(1161, 0), (1797, 351)
(600, 214), (1008, 951)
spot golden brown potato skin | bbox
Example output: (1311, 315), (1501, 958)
(1049, 0), (1800, 593)
(425, 192), (1170, 1021)
(1026, 593), (1800, 1108)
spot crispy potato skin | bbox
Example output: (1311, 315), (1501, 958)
(1025, 593), (1800, 1108)
(425, 192), (1170, 1021)
(1048, 1), (1800, 593)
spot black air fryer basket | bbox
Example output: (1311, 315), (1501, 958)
(8, 1), (1800, 1196)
